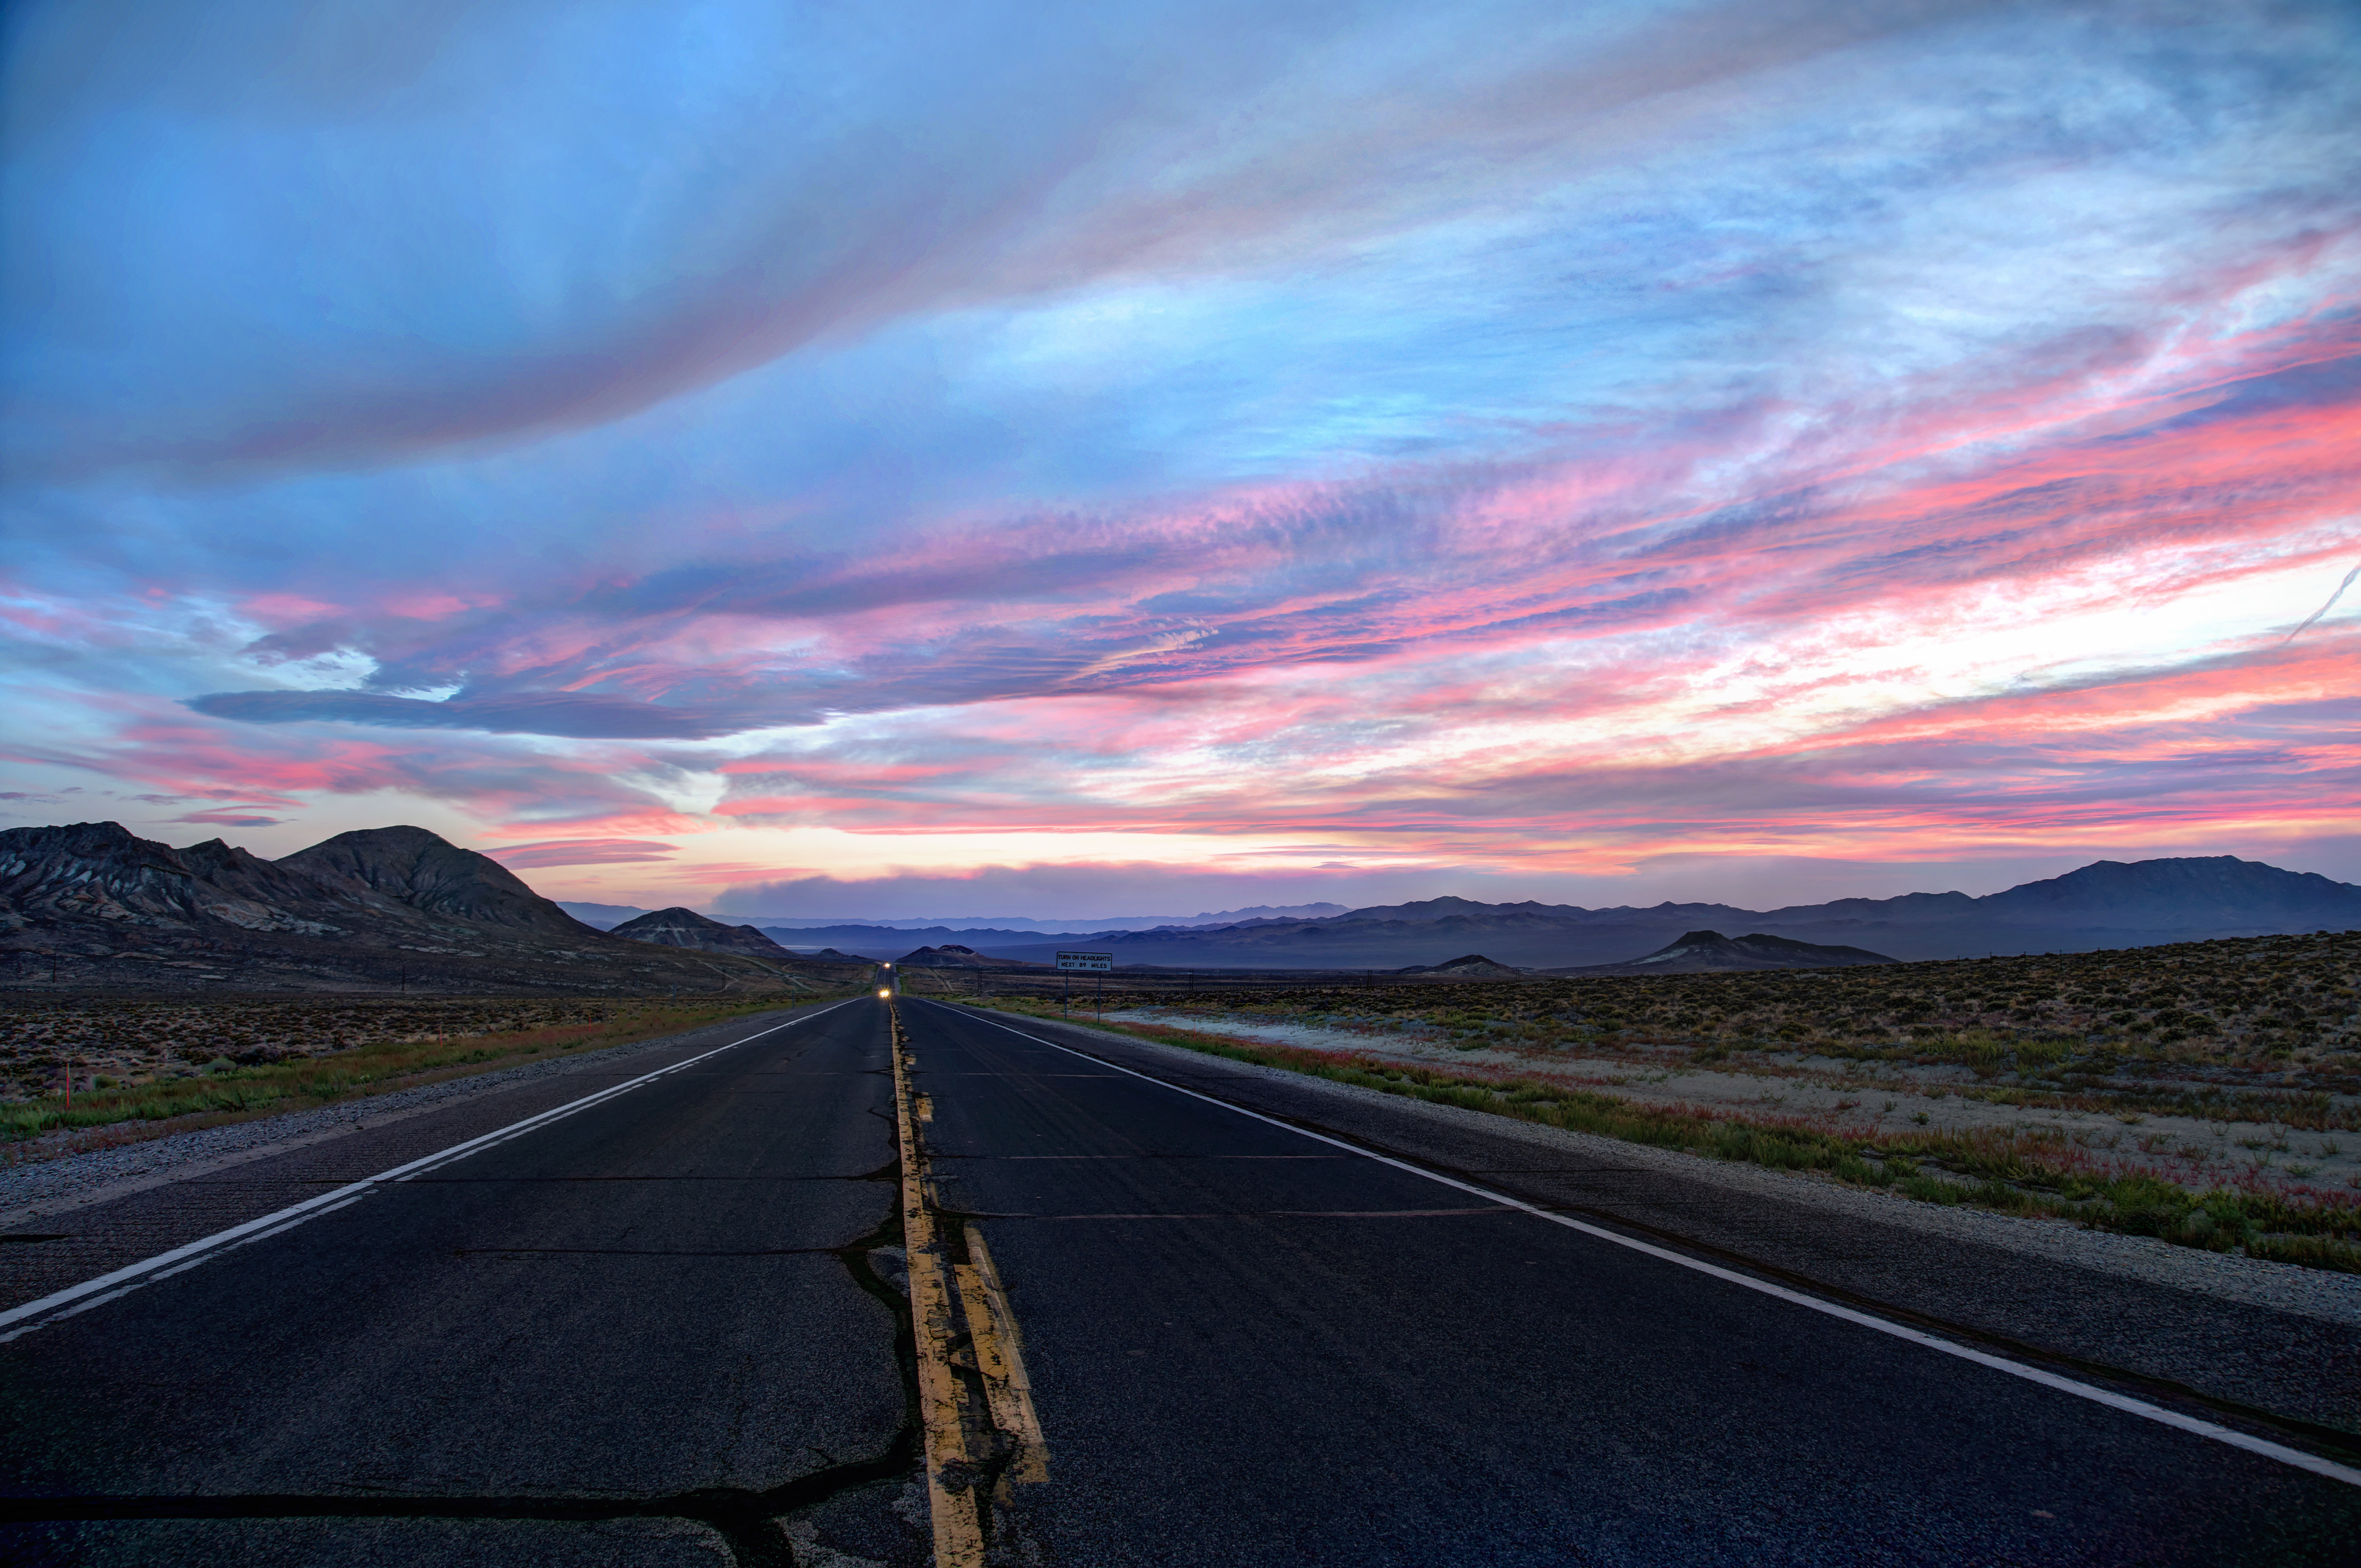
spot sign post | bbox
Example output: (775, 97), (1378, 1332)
(1056, 951), (1111, 1020)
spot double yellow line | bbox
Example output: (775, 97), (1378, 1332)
(889, 1000), (1047, 1566)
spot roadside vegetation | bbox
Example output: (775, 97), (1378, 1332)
(0, 994), (843, 1152)
(966, 930), (2361, 1273)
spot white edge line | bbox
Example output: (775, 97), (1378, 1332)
(939, 1001), (2361, 1490)
(0, 998), (861, 1333)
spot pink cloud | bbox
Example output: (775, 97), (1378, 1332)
(172, 809), (287, 829)
(485, 838), (682, 868)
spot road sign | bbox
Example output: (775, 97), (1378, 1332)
(1055, 951), (1112, 972)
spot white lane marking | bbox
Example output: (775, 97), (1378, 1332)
(937, 1003), (2361, 1490)
(0, 999), (862, 1338)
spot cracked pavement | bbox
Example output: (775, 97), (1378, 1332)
(2, 990), (2357, 1565)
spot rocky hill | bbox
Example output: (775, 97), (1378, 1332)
(1397, 953), (1524, 976)
(895, 943), (1041, 968)
(280, 826), (589, 934)
(1550, 930), (1895, 976)
(609, 907), (801, 959)
(0, 822), (860, 995)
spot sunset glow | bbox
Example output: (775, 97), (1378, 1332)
(4, 0), (2356, 916)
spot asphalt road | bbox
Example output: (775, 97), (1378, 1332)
(1, 990), (2355, 1566)
(908, 998), (2361, 1567)
(0, 996), (914, 1567)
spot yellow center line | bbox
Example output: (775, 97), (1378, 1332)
(960, 1228), (1047, 1483)
(890, 999), (1047, 1566)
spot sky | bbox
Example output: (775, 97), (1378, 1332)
(3, 0), (2358, 922)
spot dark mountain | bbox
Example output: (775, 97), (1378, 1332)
(739, 901), (1349, 932)
(954, 856), (2361, 971)
(0, 822), (365, 937)
(0, 822), (860, 995)
(1397, 953), (1524, 976)
(895, 943), (1041, 968)
(556, 901), (652, 930)
(970, 912), (1685, 972)
(610, 907), (799, 959)
(1552, 930), (1895, 976)
(279, 826), (589, 935)
(1973, 857), (2361, 924)
(758, 924), (1106, 960)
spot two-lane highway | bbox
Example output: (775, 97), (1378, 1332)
(4, 989), (2355, 1566)
(904, 998), (2361, 1567)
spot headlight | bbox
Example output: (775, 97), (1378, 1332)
(877, 988), (891, 998)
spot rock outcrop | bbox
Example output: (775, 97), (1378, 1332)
(1396, 953), (1524, 976)
(280, 826), (594, 935)
(0, 821), (860, 995)
(1550, 930), (1894, 976)
(895, 943), (1037, 968)
(609, 907), (800, 959)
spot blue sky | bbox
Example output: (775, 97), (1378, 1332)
(4, 0), (2358, 918)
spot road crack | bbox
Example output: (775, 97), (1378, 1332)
(2, 1018), (933, 1568)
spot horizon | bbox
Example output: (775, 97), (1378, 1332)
(5, 3), (2357, 923)
(14, 814), (2357, 929)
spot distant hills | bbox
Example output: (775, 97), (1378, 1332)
(1555, 930), (1895, 976)
(555, 901), (1358, 938)
(1397, 953), (1525, 976)
(609, 907), (803, 961)
(0, 823), (863, 994)
(20, 827), (2351, 989)
(894, 943), (1042, 969)
(734, 901), (1350, 934)
(759, 857), (2361, 970)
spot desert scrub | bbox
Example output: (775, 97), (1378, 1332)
(1005, 929), (2361, 1119)
(981, 998), (2361, 1274)
(0, 995), (686, 1082)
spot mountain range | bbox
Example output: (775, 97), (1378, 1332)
(0, 823), (862, 994)
(11, 827), (2353, 987)
(1556, 930), (1897, 976)
(559, 901), (1352, 933)
(756, 857), (2361, 970)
